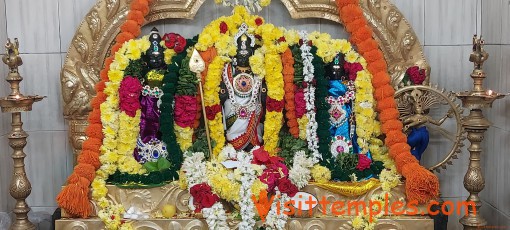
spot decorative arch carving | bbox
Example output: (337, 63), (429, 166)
(61, 0), (429, 162)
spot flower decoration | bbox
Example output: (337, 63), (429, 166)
(196, 6), (291, 156)
(255, 17), (264, 26)
(219, 21), (228, 34)
(162, 33), (187, 53)
(335, 0), (439, 203)
(356, 154), (372, 171)
(202, 203), (229, 230)
(57, 0), (154, 220)
(406, 66), (427, 85)
(276, 178), (298, 197)
(264, 190), (290, 229)
(119, 76), (143, 117)
(311, 164), (331, 183)
(215, 0), (272, 13)
(174, 95), (198, 128)
(344, 62), (363, 81)
(288, 151), (314, 189)
(190, 183), (220, 213)
(238, 151), (257, 229)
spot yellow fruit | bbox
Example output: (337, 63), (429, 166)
(162, 204), (176, 218)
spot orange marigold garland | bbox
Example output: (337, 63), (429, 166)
(281, 48), (299, 137)
(56, 0), (152, 218)
(335, 0), (439, 203)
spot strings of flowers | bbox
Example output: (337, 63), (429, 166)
(299, 31), (320, 163)
(214, 0), (271, 13)
(56, 0), (154, 225)
(94, 37), (150, 230)
(335, 0), (439, 204)
(282, 48), (299, 138)
(291, 45), (308, 140)
(237, 151), (257, 229)
(56, 3), (437, 229)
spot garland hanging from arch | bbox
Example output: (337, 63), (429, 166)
(56, 0), (154, 219)
(55, 1), (438, 228)
(335, 0), (439, 203)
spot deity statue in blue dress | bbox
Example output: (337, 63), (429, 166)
(326, 54), (357, 159)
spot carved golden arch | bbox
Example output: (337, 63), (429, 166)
(61, 0), (429, 162)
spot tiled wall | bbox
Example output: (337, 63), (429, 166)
(0, 0), (12, 215)
(480, 0), (510, 227)
(0, 0), (508, 228)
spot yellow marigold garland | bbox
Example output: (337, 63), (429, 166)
(174, 126), (194, 152)
(93, 36), (170, 229)
(195, 6), (298, 156)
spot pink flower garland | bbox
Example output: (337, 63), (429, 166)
(119, 76), (143, 117)
(174, 95), (198, 128)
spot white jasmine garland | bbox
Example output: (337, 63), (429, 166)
(299, 31), (320, 163)
(218, 144), (237, 162)
(288, 151), (314, 189)
(237, 151), (257, 230)
(202, 202), (229, 230)
(182, 152), (208, 189)
(217, 0), (265, 12)
(264, 190), (290, 230)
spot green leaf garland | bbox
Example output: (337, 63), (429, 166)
(106, 38), (197, 187)
(311, 47), (332, 169)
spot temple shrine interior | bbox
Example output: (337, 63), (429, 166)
(0, 0), (508, 230)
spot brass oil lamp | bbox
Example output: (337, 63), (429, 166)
(456, 35), (506, 229)
(0, 38), (44, 230)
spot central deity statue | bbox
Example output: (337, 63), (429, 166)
(220, 25), (266, 150)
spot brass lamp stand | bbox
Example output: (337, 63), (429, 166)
(0, 39), (44, 230)
(456, 36), (506, 229)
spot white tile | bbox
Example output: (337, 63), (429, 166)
(495, 129), (510, 216)
(437, 150), (469, 198)
(0, 0), (7, 46)
(481, 200), (510, 226)
(15, 53), (65, 132)
(499, 46), (510, 132)
(501, 0), (510, 44)
(424, 0), (478, 45)
(481, 0), (503, 44)
(58, 0), (97, 53)
(24, 131), (71, 207)
(482, 45), (503, 127)
(476, 0), (482, 38)
(392, 0), (425, 45)
(163, 0), (220, 39)
(267, 0), (320, 33)
(319, 19), (349, 40)
(5, 0), (61, 53)
(424, 45), (475, 92)
(480, 127), (498, 207)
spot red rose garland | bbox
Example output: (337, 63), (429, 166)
(335, 0), (439, 203)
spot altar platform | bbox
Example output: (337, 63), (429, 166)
(56, 183), (435, 229)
